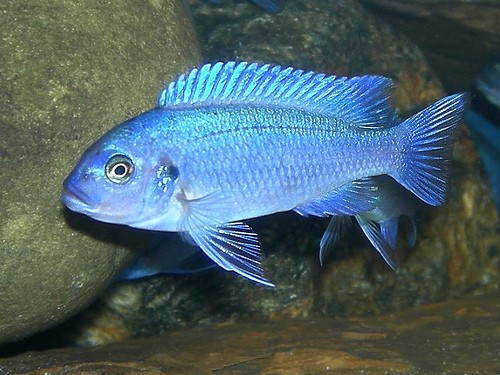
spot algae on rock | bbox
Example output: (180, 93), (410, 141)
(0, 0), (201, 343)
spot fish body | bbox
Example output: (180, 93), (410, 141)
(467, 61), (500, 212)
(62, 62), (467, 286)
(466, 110), (500, 212)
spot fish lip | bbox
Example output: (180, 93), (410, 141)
(60, 181), (98, 212)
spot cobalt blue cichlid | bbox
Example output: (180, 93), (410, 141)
(466, 61), (500, 212)
(61, 61), (467, 286)
(466, 110), (500, 212)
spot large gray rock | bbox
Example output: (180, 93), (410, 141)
(0, 0), (200, 343)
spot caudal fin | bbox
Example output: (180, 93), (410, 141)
(392, 94), (468, 206)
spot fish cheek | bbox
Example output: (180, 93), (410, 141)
(149, 164), (180, 203)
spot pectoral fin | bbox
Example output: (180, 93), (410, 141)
(117, 234), (214, 281)
(188, 222), (274, 287)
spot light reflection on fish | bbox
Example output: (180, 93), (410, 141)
(61, 61), (467, 286)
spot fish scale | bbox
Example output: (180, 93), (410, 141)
(61, 61), (467, 286)
(176, 108), (385, 177)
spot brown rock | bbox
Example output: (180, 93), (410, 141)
(0, 291), (498, 374)
(359, 0), (500, 91)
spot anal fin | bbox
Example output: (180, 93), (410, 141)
(379, 217), (400, 250)
(294, 178), (378, 217)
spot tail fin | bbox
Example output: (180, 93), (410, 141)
(392, 93), (468, 206)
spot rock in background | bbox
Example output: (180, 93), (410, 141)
(0, 0), (200, 344)
(359, 0), (500, 92)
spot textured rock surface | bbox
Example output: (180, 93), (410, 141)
(359, 0), (500, 92)
(190, 0), (445, 113)
(0, 0), (201, 343)
(1, 291), (498, 374)
(17, 0), (495, 348)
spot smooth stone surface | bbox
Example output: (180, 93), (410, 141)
(33, 0), (497, 348)
(0, 0), (201, 343)
(1, 291), (498, 374)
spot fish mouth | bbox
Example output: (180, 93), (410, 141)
(60, 181), (98, 214)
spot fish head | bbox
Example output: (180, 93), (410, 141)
(61, 113), (181, 231)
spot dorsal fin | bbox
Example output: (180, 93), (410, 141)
(158, 61), (399, 129)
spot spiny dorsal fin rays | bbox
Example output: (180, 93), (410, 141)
(158, 61), (399, 129)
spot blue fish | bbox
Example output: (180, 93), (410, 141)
(117, 233), (214, 280)
(466, 111), (500, 212)
(476, 62), (500, 107)
(206, 0), (285, 12)
(466, 62), (500, 212)
(320, 175), (419, 267)
(61, 61), (467, 286)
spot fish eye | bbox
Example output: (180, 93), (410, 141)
(105, 155), (134, 184)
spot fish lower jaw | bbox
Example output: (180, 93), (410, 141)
(60, 190), (98, 214)
(119, 210), (182, 232)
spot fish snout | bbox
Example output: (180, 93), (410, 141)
(61, 175), (99, 213)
